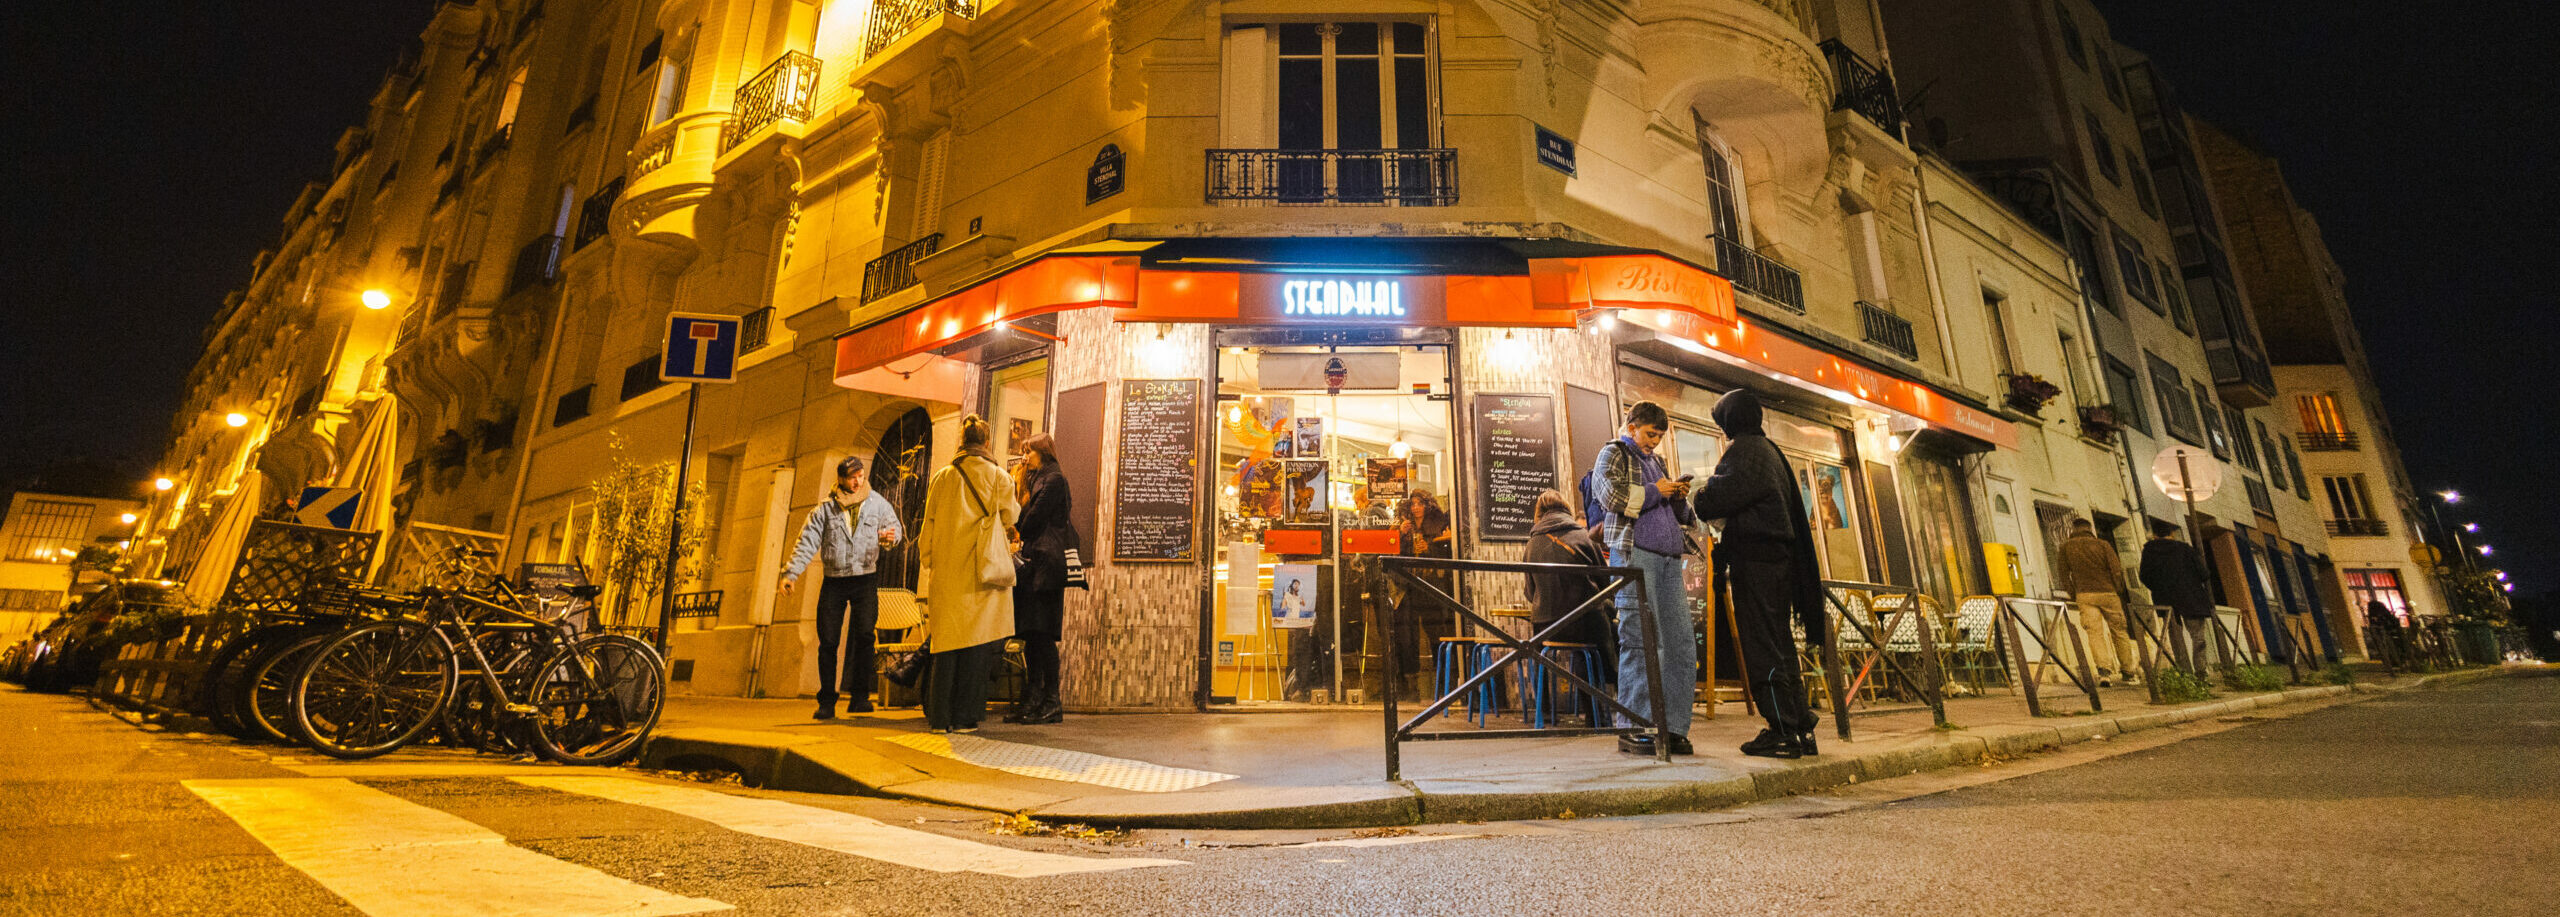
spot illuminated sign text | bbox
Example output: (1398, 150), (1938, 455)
(1281, 278), (1406, 317)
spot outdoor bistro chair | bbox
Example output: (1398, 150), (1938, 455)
(1827, 588), (1883, 706)
(1950, 596), (2010, 697)
(1868, 593), (1943, 700)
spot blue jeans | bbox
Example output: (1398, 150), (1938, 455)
(1612, 545), (1697, 736)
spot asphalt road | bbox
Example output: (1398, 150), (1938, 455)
(1, 676), (2550, 917)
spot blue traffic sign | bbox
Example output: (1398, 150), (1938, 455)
(294, 487), (364, 529)
(661, 312), (741, 384)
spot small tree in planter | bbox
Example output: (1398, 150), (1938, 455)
(2079, 404), (2123, 443)
(590, 435), (708, 630)
(2004, 373), (2063, 415)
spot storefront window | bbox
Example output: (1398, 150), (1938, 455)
(2344, 569), (2411, 621)
(987, 357), (1050, 457)
(1898, 449), (1984, 607)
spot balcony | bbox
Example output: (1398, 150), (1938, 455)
(1859, 301), (1918, 360)
(1819, 40), (1903, 142)
(2326, 518), (2389, 537)
(1205, 149), (1459, 206)
(720, 52), (822, 155)
(864, 0), (979, 60)
(1713, 236), (1805, 314)
(740, 306), (773, 353)
(862, 233), (942, 303)
(507, 234), (564, 295)
(2297, 431), (2361, 451)
(572, 177), (623, 251)
(472, 124), (512, 172)
(630, 122), (679, 180)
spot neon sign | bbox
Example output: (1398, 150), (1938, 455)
(1281, 278), (1406, 317)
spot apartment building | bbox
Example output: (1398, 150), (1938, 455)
(0, 493), (143, 641)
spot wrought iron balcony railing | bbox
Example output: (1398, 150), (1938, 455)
(1713, 236), (1805, 313)
(2326, 518), (2389, 537)
(740, 306), (773, 353)
(507, 234), (564, 295)
(1859, 301), (1918, 360)
(473, 124), (512, 171)
(1205, 149), (1459, 206)
(864, 0), (978, 59)
(1819, 40), (1903, 141)
(721, 52), (822, 154)
(2297, 431), (2361, 452)
(862, 233), (942, 303)
(573, 177), (623, 251)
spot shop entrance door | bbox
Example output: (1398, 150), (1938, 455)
(1209, 342), (1455, 706)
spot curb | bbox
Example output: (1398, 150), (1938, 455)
(636, 666), (2542, 829)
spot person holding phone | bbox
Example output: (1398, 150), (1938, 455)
(1591, 401), (1698, 755)
(780, 455), (904, 720)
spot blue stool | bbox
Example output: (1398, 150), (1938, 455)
(1527, 642), (1605, 728)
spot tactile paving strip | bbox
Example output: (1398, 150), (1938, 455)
(881, 733), (1236, 793)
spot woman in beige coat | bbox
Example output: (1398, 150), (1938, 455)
(917, 415), (1018, 732)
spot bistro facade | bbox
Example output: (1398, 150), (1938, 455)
(831, 236), (2017, 710)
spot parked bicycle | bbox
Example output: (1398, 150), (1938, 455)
(288, 549), (664, 764)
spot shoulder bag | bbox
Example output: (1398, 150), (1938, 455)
(955, 457), (1017, 589)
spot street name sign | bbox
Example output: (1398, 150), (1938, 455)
(660, 313), (742, 384)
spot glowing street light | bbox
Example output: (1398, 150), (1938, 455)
(2476, 544), (2494, 556)
(361, 289), (393, 310)
(2463, 523), (2480, 533)
(2494, 571), (2510, 582)
(225, 412), (249, 428)
(119, 512), (137, 525)
(153, 478), (174, 491)
(2438, 489), (2462, 504)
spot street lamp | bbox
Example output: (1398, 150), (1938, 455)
(2477, 544), (2494, 557)
(2439, 489), (2462, 504)
(2463, 523), (2480, 533)
(225, 412), (250, 428)
(119, 512), (137, 525)
(361, 289), (393, 310)
(153, 478), (173, 491)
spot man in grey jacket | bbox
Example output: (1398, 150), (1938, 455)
(780, 456), (903, 719)
(1691, 390), (1823, 759)
(2057, 518), (2136, 686)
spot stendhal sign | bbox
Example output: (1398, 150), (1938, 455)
(1241, 273), (1444, 323)
(1280, 277), (1406, 317)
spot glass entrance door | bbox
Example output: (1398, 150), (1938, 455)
(1210, 344), (1453, 705)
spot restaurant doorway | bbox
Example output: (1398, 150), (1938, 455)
(1209, 341), (1455, 706)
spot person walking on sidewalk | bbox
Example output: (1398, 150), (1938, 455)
(2363, 599), (2407, 674)
(2140, 520), (2218, 675)
(1524, 490), (1615, 701)
(1006, 433), (1075, 725)
(2059, 518), (2138, 687)
(1690, 390), (1824, 760)
(918, 415), (1018, 734)
(1592, 401), (1697, 756)
(779, 456), (903, 720)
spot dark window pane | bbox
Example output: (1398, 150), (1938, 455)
(1335, 57), (1381, 148)
(1336, 21), (1378, 56)
(1278, 23), (1320, 56)
(1394, 57), (1428, 148)
(1393, 22), (1424, 54)
(1279, 59), (1324, 149)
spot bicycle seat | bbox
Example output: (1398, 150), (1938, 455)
(556, 584), (604, 600)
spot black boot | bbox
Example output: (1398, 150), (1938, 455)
(1027, 684), (1065, 724)
(1740, 728), (1802, 759)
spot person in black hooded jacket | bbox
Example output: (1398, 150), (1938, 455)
(1691, 389), (1824, 758)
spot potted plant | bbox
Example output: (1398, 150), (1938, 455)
(2079, 404), (2122, 443)
(2003, 373), (2063, 415)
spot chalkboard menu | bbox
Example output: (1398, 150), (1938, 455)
(1473, 393), (1558, 539)
(1112, 379), (1201, 562)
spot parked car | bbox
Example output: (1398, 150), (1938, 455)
(18, 580), (192, 692)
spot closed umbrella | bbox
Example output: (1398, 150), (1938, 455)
(182, 475), (265, 609)
(332, 394), (402, 577)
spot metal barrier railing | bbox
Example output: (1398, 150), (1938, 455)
(1808, 582), (1947, 740)
(1380, 556), (1668, 781)
(1992, 596), (2103, 717)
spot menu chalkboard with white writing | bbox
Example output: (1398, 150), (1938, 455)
(1473, 393), (1558, 539)
(1112, 379), (1201, 562)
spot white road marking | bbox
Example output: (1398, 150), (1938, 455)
(1279, 834), (1481, 849)
(185, 778), (730, 917)
(515, 776), (1189, 879)
(879, 732), (1236, 793)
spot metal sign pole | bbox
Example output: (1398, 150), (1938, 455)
(655, 382), (701, 659)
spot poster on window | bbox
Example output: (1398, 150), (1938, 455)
(1293, 417), (1325, 458)
(1366, 458), (1409, 505)
(1224, 542), (1263, 636)
(1271, 564), (1318, 629)
(1283, 461), (1330, 525)
(1811, 464), (1851, 533)
(1235, 458), (1284, 519)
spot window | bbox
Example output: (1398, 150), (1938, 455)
(1696, 115), (1749, 243)
(2103, 357), (2148, 434)
(1983, 288), (2016, 378)
(2086, 111), (2119, 184)
(495, 65), (528, 130)
(2227, 404), (2262, 471)
(619, 356), (666, 400)
(2196, 381), (2230, 456)
(2067, 216), (2115, 314)
(2159, 259), (2193, 332)
(2114, 231), (2159, 309)
(2146, 353), (2201, 444)
(2323, 475), (2377, 523)
(2097, 44), (2128, 106)
(2131, 155), (2160, 216)
(646, 38), (690, 125)
(5, 499), (91, 561)
(2298, 393), (2350, 434)
(1274, 22), (1433, 152)
(2345, 569), (2411, 621)
(2058, 331), (2096, 405)
(2282, 437), (2310, 495)
(2056, 4), (2089, 68)
(2254, 419), (2285, 492)
(552, 383), (593, 426)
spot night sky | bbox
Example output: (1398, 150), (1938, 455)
(2, 3), (2547, 591)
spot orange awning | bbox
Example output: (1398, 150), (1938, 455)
(833, 254), (1138, 377)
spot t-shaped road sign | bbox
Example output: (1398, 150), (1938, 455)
(661, 312), (741, 383)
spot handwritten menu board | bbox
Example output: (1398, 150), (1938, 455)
(1112, 379), (1201, 562)
(1473, 393), (1557, 539)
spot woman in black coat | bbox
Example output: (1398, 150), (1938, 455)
(1007, 433), (1074, 724)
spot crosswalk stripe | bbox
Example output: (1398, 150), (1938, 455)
(185, 778), (732, 917)
(514, 776), (1189, 879)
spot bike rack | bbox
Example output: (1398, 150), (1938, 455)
(1380, 556), (1669, 781)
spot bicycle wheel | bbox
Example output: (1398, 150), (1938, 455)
(525, 635), (665, 766)
(244, 630), (338, 744)
(197, 625), (301, 740)
(441, 648), (535, 756)
(293, 620), (455, 760)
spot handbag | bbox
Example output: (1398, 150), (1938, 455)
(1062, 547), (1089, 590)
(956, 457), (1017, 589)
